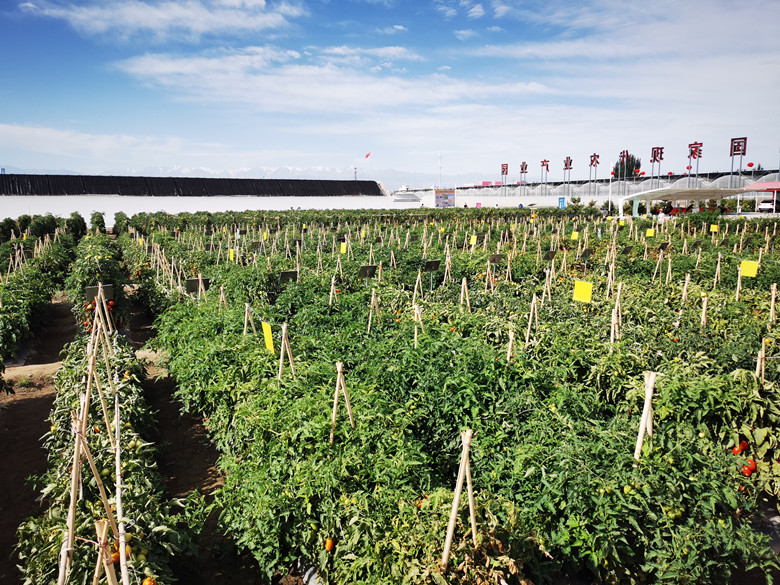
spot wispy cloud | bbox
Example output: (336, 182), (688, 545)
(0, 123), (199, 159)
(378, 24), (407, 34)
(18, 0), (305, 41)
(467, 3), (484, 18)
(115, 46), (552, 114)
(454, 29), (476, 40)
(434, 1), (457, 19)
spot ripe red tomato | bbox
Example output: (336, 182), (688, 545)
(142, 578), (157, 585)
(733, 446), (743, 456)
(740, 440), (748, 450)
(109, 300), (115, 307)
(746, 459), (757, 471)
(742, 465), (753, 476)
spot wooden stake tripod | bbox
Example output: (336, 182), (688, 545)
(441, 429), (478, 571)
(329, 362), (355, 445)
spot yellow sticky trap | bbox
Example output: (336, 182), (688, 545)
(361, 230), (366, 238)
(23, 233), (26, 241)
(619, 220), (626, 226)
(340, 242), (347, 254)
(573, 280), (593, 304)
(222, 226), (226, 234)
(138, 237), (143, 247)
(440, 227), (445, 233)
(230, 248), (235, 262)
(263, 231), (268, 241)
(261, 321), (274, 353)
(470, 235), (478, 245)
(710, 224), (719, 233)
(571, 231), (579, 241)
(741, 260), (759, 278)
(646, 228), (655, 238)
(607, 216), (613, 220)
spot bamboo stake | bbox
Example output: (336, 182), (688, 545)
(329, 276), (338, 306)
(94, 520), (119, 585)
(243, 303), (257, 335)
(525, 293), (539, 345)
(277, 323), (296, 380)
(652, 250), (663, 282)
(755, 339), (766, 380)
(113, 389), (131, 585)
(413, 304), (425, 348)
(736, 266), (742, 302)
(91, 374), (116, 451)
(610, 305), (619, 353)
(459, 278), (471, 313)
(681, 273), (691, 304)
(58, 345), (99, 585)
(329, 362), (355, 445)
(441, 429), (476, 571)
(412, 270), (423, 304)
(74, 413), (119, 540)
(771, 283), (777, 323)
(633, 371), (657, 463)
(701, 295), (709, 327)
(713, 253), (722, 290)
(367, 289), (381, 334)
(506, 330), (515, 362)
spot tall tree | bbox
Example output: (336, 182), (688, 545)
(612, 154), (641, 179)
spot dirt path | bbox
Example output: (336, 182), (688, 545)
(0, 298), (76, 583)
(127, 301), (276, 584)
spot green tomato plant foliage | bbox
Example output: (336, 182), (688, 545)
(77, 210), (780, 584)
(15, 230), (201, 585)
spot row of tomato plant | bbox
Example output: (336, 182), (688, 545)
(124, 211), (780, 584)
(15, 230), (200, 584)
(0, 232), (74, 393)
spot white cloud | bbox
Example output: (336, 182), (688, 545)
(321, 45), (423, 61)
(378, 24), (407, 34)
(18, 0), (305, 41)
(435, 2), (457, 19)
(0, 123), (199, 160)
(213, 0), (266, 7)
(467, 3), (485, 18)
(454, 29), (476, 40)
(115, 46), (552, 115)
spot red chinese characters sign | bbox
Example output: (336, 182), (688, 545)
(651, 147), (664, 163)
(730, 137), (747, 157)
(688, 142), (703, 159)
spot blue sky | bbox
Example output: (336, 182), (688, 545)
(1, 0), (779, 189)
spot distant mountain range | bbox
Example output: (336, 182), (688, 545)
(0, 164), (488, 193)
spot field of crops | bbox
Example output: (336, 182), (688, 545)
(3, 207), (780, 585)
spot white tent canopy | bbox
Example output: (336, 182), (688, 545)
(620, 187), (741, 206)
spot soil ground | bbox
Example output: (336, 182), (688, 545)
(126, 303), (276, 584)
(0, 298), (76, 584)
